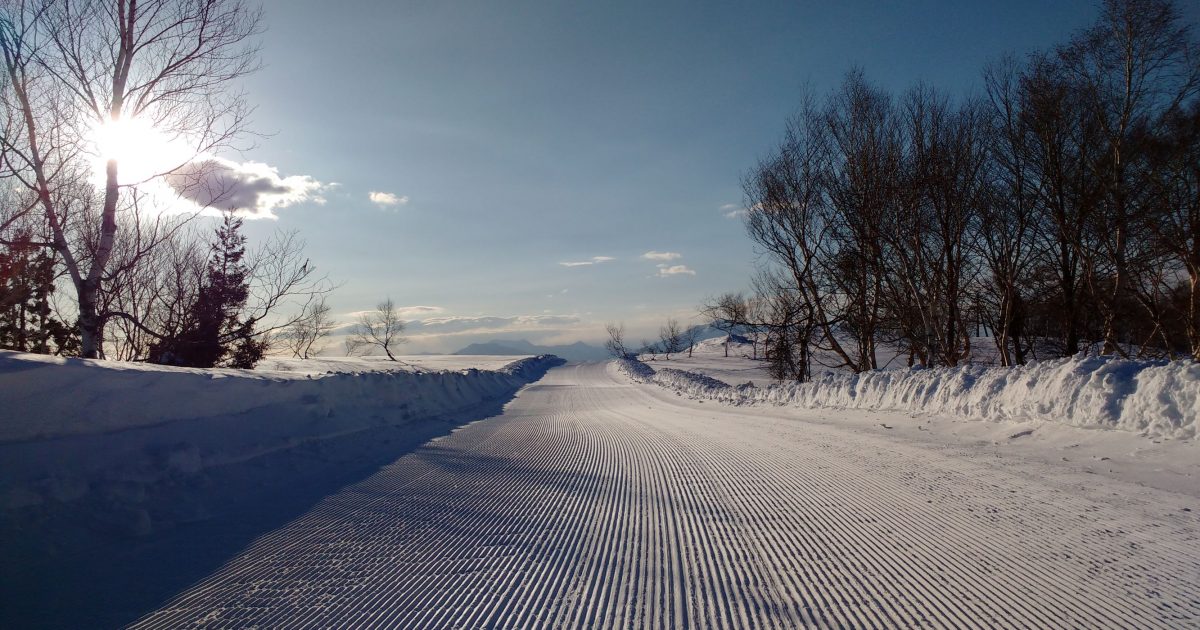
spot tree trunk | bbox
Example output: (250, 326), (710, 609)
(1189, 268), (1200, 361)
(78, 157), (121, 358)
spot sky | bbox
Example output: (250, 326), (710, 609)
(205, 0), (1185, 353)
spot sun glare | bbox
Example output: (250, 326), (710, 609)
(88, 117), (191, 185)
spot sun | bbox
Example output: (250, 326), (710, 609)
(87, 116), (192, 185)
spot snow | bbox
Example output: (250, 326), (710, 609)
(0, 351), (563, 511)
(0, 351), (563, 627)
(0, 351), (541, 442)
(123, 362), (1199, 628)
(2, 354), (1198, 627)
(626, 349), (1200, 441)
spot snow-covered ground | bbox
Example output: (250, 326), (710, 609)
(0, 352), (539, 442)
(633, 354), (1200, 439)
(640, 338), (772, 384)
(0, 351), (561, 628)
(4, 346), (1198, 627)
(630, 339), (1200, 499)
(125, 362), (1198, 628)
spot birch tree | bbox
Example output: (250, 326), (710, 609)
(0, 0), (262, 357)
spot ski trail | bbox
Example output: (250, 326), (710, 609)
(131, 362), (1200, 629)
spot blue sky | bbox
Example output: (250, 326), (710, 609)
(224, 0), (1161, 352)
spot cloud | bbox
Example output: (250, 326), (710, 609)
(369, 191), (409, 207)
(656, 264), (696, 277)
(725, 202), (768, 219)
(642, 251), (681, 261)
(338, 309), (581, 336)
(406, 314), (582, 336)
(164, 158), (326, 219)
(558, 256), (614, 267)
(327, 309), (591, 353)
(344, 305), (444, 320)
(721, 203), (750, 219)
(393, 305), (442, 318)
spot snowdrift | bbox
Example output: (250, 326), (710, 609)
(619, 355), (1199, 440)
(0, 352), (564, 511)
(0, 352), (561, 442)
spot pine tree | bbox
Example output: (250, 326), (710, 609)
(149, 213), (266, 368)
(0, 233), (78, 355)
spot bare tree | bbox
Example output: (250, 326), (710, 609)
(658, 317), (684, 360)
(103, 220), (206, 360)
(0, 0), (263, 358)
(884, 85), (986, 367)
(1144, 100), (1200, 358)
(343, 336), (365, 357)
(980, 56), (1041, 365)
(818, 69), (900, 371)
(96, 218), (331, 361)
(725, 0), (1200, 365)
(353, 298), (406, 361)
(285, 296), (335, 359)
(604, 322), (630, 359)
(241, 230), (334, 340)
(682, 324), (704, 358)
(700, 292), (749, 357)
(1058, 0), (1200, 355)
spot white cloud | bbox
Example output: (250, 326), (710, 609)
(641, 251), (681, 261)
(406, 314), (582, 336)
(369, 191), (409, 207)
(724, 202), (765, 219)
(337, 309), (578, 338)
(657, 264), (696, 277)
(164, 158), (326, 219)
(394, 305), (443, 318)
(721, 203), (751, 219)
(343, 305), (444, 320)
(558, 256), (615, 267)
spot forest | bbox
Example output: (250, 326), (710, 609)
(708, 0), (1200, 381)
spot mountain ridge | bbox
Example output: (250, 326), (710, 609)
(452, 339), (609, 362)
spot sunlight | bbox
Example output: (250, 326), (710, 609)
(87, 116), (192, 185)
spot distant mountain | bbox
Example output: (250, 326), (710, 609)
(453, 339), (610, 362)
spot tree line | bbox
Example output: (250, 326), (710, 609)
(705, 0), (1199, 381)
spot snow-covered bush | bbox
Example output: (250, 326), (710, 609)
(615, 357), (655, 382)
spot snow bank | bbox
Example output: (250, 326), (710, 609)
(0, 352), (563, 513)
(626, 355), (1199, 440)
(0, 352), (562, 443)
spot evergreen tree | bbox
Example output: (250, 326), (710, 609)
(0, 233), (78, 355)
(149, 214), (267, 368)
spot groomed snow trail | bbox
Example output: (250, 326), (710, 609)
(132, 363), (1200, 629)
